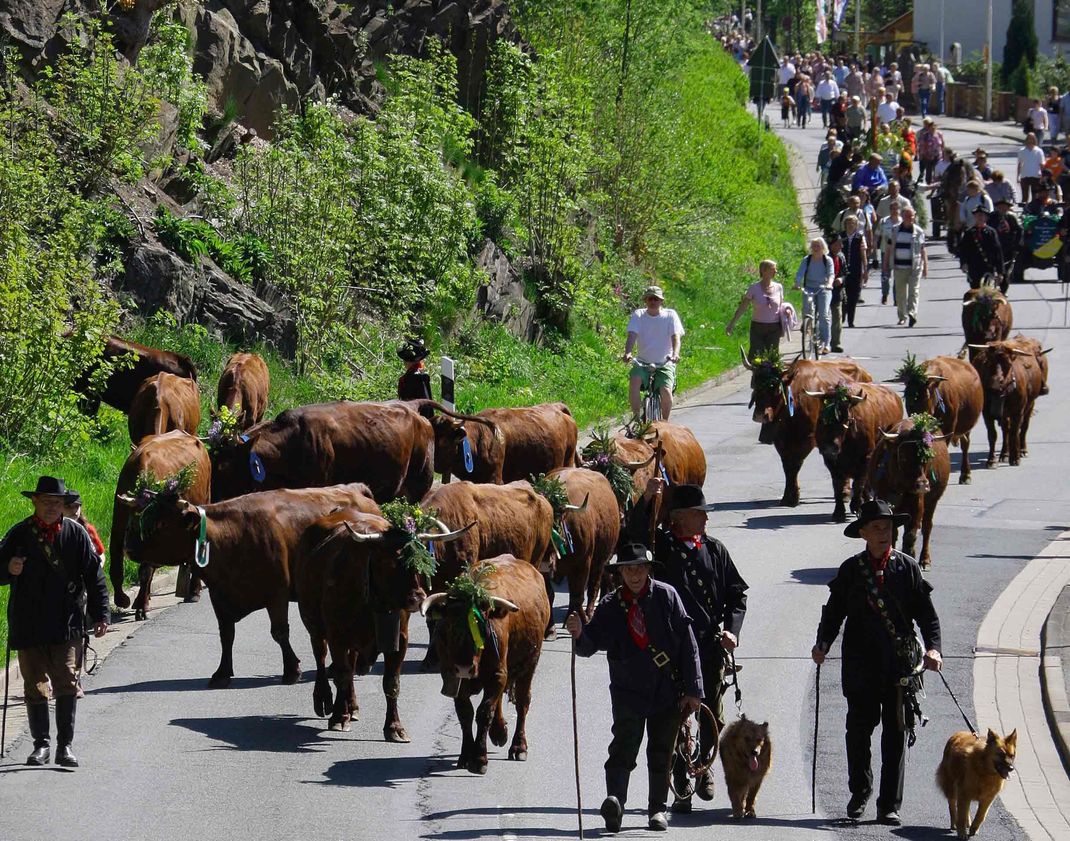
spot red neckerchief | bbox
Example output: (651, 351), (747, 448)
(620, 581), (651, 649)
(670, 524), (704, 551)
(32, 515), (62, 544)
(868, 546), (893, 588)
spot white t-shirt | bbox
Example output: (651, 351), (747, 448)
(627, 308), (685, 364)
(877, 101), (899, 123)
(1018, 146), (1045, 179)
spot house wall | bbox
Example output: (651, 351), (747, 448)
(913, 0), (1063, 66)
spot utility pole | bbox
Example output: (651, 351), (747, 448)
(939, 0), (945, 63)
(854, 0), (861, 58)
(985, 0), (993, 121)
(756, 0), (762, 44)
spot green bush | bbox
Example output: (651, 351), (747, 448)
(137, 12), (209, 152)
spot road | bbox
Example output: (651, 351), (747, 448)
(2, 121), (1068, 841)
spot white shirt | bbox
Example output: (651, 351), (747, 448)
(627, 308), (685, 364)
(1018, 146), (1045, 179)
(778, 63), (797, 85)
(816, 79), (839, 100)
(877, 101), (898, 123)
(1028, 106), (1049, 131)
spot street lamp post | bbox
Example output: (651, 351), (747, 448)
(985, 0), (993, 121)
(939, 0), (945, 63)
(854, 0), (861, 58)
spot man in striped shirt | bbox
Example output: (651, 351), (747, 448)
(883, 207), (928, 327)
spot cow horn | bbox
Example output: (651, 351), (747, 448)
(879, 429), (900, 440)
(967, 343), (989, 349)
(490, 596), (520, 613)
(563, 493), (590, 513)
(932, 433), (950, 441)
(418, 401), (501, 433)
(1042, 347), (1053, 355)
(343, 521), (386, 543)
(417, 521), (476, 543)
(622, 453), (657, 470)
(116, 493), (137, 506)
(739, 346), (755, 371)
(849, 391), (868, 404)
(803, 389), (827, 398)
(420, 592), (449, 617)
(1010, 348), (1033, 357)
(962, 299), (977, 308)
(926, 375), (947, 382)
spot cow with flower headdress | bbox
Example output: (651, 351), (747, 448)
(421, 556), (551, 775)
(109, 431), (211, 619)
(739, 347), (873, 507)
(863, 414), (950, 569)
(808, 381), (904, 523)
(961, 289), (1012, 357)
(897, 353), (983, 484)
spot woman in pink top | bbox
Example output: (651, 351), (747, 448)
(726, 259), (784, 360)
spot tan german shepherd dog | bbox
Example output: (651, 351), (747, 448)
(936, 728), (1017, 838)
(719, 716), (772, 819)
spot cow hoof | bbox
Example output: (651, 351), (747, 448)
(182, 593), (201, 604)
(384, 725), (411, 744)
(113, 591), (131, 610)
(1010, 459), (1021, 467)
(833, 511), (847, 524)
(282, 671), (302, 685)
(466, 758), (489, 776)
(489, 721), (508, 748)
(314, 692), (333, 718)
(986, 460), (996, 468)
(744, 810), (757, 820)
(328, 718), (349, 732)
(135, 609), (147, 622)
(208, 673), (232, 689)
(959, 474), (972, 485)
(920, 560), (932, 571)
(543, 626), (557, 641)
(780, 496), (800, 508)
(508, 747), (528, 762)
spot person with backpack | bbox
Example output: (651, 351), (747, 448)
(794, 237), (835, 355)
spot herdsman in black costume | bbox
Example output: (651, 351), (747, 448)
(631, 480), (749, 814)
(811, 499), (943, 826)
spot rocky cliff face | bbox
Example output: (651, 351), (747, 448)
(3, 0), (516, 136)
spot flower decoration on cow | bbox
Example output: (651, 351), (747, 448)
(751, 348), (786, 394)
(580, 426), (639, 506)
(444, 561), (497, 652)
(204, 404), (243, 454)
(379, 499), (441, 578)
(896, 352), (930, 408)
(905, 412), (941, 462)
(127, 463), (198, 538)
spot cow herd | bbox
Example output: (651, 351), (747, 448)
(740, 286), (1051, 568)
(85, 338), (705, 773)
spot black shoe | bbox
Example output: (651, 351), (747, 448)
(831, 345), (844, 353)
(601, 797), (623, 833)
(846, 793), (869, 820)
(25, 703), (50, 766)
(696, 770), (716, 801)
(878, 810), (902, 826)
(670, 796), (692, 813)
(881, 295), (888, 305)
(56, 744), (79, 768)
(648, 812), (668, 831)
(909, 316), (917, 327)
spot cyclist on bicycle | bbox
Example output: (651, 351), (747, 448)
(957, 206), (1004, 290)
(623, 285), (684, 421)
(794, 238), (835, 355)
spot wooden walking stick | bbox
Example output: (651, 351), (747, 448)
(569, 614), (584, 840)
(811, 661), (821, 815)
(2, 580), (15, 760)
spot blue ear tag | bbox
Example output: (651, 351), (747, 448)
(563, 521), (575, 553)
(660, 463), (671, 485)
(787, 387), (796, 417)
(249, 451), (266, 484)
(239, 434), (249, 443)
(935, 387), (946, 413)
(462, 436), (474, 474)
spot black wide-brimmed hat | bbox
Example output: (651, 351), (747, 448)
(21, 476), (68, 499)
(397, 338), (430, 363)
(844, 499), (911, 538)
(666, 484), (717, 513)
(606, 542), (659, 569)
(64, 489), (83, 506)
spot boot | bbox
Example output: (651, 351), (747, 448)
(25, 703), (50, 766)
(55, 695), (78, 768)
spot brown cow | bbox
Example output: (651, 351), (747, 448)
(578, 433), (657, 510)
(210, 401), (434, 504)
(414, 401), (507, 483)
(127, 373), (202, 443)
(75, 335), (198, 414)
(811, 382), (904, 522)
(901, 356), (983, 484)
(546, 468), (621, 622)
(961, 289), (1012, 357)
(216, 352), (270, 429)
(295, 507), (470, 739)
(119, 483), (375, 686)
(109, 431), (211, 618)
(1006, 333), (1051, 397)
(420, 480), (555, 667)
(426, 403), (579, 484)
(421, 556), (551, 775)
(650, 421), (707, 486)
(865, 417), (950, 568)
(969, 340), (1047, 467)
(740, 349), (873, 506)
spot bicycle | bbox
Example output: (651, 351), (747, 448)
(631, 357), (672, 423)
(798, 288), (821, 360)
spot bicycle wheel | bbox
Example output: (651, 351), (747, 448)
(644, 390), (662, 423)
(801, 317), (815, 360)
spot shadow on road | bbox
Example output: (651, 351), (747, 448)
(745, 512), (834, 530)
(790, 567), (839, 585)
(311, 754), (453, 788)
(90, 674), (283, 694)
(170, 714), (327, 753)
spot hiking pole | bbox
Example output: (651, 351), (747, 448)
(811, 662), (821, 815)
(569, 613), (584, 840)
(2, 579), (15, 760)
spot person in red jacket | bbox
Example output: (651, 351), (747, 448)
(396, 339), (433, 401)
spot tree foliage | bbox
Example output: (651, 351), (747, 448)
(1002, 0), (1039, 87)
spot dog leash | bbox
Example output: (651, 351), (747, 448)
(725, 648), (743, 713)
(938, 670), (978, 736)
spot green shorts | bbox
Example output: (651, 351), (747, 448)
(631, 361), (676, 392)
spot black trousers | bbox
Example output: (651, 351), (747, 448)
(672, 642), (726, 797)
(845, 686), (907, 814)
(843, 275), (863, 326)
(605, 699), (682, 816)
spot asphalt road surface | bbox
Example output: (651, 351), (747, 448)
(3, 122), (1068, 841)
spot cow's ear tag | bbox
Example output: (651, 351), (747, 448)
(787, 386), (796, 417)
(462, 436), (474, 474)
(249, 451), (266, 484)
(239, 434), (249, 443)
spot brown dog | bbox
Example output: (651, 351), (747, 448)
(936, 728), (1017, 838)
(719, 716), (772, 819)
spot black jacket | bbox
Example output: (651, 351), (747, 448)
(958, 225), (1004, 279)
(576, 580), (703, 716)
(397, 369), (433, 401)
(989, 211), (1023, 259)
(0, 517), (109, 649)
(815, 550), (941, 696)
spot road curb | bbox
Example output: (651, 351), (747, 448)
(1041, 584), (1070, 777)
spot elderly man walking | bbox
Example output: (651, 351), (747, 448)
(883, 207), (927, 327)
(1, 477), (108, 768)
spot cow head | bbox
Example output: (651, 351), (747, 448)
(962, 290), (1009, 344)
(740, 347), (791, 426)
(421, 564), (518, 690)
(809, 382), (866, 458)
(878, 415), (946, 494)
(115, 493), (203, 569)
(896, 353), (946, 418)
(970, 344), (1023, 416)
(415, 404), (503, 479)
(427, 414), (469, 476)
